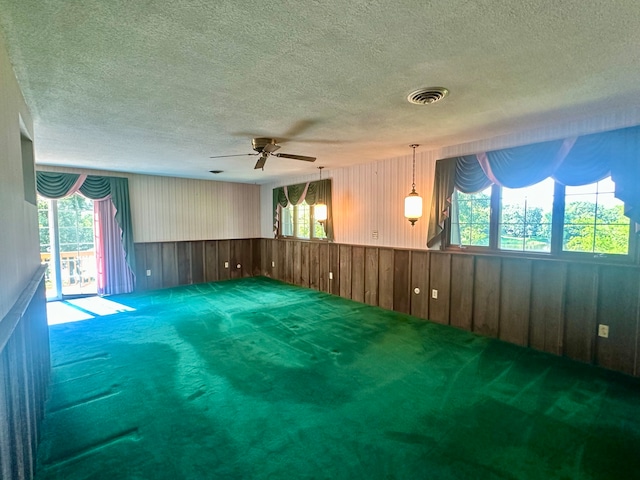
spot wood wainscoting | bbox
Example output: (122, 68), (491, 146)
(134, 239), (261, 291)
(258, 239), (640, 378)
(133, 238), (640, 377)
(0, 265), (50, 479)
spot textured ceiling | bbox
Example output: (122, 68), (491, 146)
(2, 1), (640, 184)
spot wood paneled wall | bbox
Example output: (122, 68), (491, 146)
(134, 239), (260, 291)
(0, 266), (50, 480)
(259, 239), (640, 377)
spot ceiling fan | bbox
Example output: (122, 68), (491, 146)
(210, 137), (316, 170)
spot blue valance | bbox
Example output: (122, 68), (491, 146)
(428, 125), (640, 247)
(36, 172), (136, 273)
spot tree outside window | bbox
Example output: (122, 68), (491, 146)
(449, 176), (631, 258)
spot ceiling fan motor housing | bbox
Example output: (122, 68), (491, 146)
(251, 137), (278, 153)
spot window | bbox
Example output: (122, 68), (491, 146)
(499, 178), (554, 252)
(280, 201), (327, 240)
(450, 186), (491, 247)
(563, 177), (630, 255)
(448, 176), (632, 259)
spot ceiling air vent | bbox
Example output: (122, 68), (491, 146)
(407, 87), (449, 105)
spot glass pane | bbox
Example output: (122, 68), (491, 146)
(38, 198), (56, 298)
(470, 223), (490, 246)
(296, 203), (310, 239)
(595, 194), (624, 223)
(311, 205), (327, 239)
(500, 223), (525, 250)
(565, 184), (596, 195)
(565, 194), (597, 224)
(281, 206), (293, 236)
(564, 225), (595, 252)
(499, 178), (554, 252)
(57, 195), (96, 296)
(594, 224), (629, 254)
(562, 176), (629, 255)
(450, 186), (491, 246)
(313, 222), (326, 239)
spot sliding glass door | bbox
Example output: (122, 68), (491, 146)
(38, 194), (97, 300)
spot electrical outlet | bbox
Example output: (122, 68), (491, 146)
(329, 272), (333, 280)
(598, 324), (609, 338)
(146, 269), (151, 277)
(224, 261), (229, 268)
(271, 261), (275, 268)
(431, 289), (438, 299)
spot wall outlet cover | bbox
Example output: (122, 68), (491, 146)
(598, 324), (609, 338)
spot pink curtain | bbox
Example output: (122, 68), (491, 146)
(94, 198), (134, 295)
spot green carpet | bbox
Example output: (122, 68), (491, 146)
(36, 277), (640, 479)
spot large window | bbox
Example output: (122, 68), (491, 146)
(280, 201), (327, 240)
(449, 176), (632, 258)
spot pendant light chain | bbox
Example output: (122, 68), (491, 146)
(410, 144), (418, 193)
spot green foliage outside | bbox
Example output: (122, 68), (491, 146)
(314, 221), (327, 239)
(453, 192), (629, 254)
(563, 202), (629, 254)
(296, 204), (311, 239)
(38, 195), (95, 253)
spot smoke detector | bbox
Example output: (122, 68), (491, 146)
(407, 87), (449, 105)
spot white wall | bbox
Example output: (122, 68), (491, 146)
(36, 166), (261, 243)
(0, 33), (39, 320)
(261, 108), (640, 248)
(128, 174), (260, 242)
(260, 151), (437, 249)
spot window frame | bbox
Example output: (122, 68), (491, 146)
(278, 202), (328, 241)
(445, 179), (637, 264)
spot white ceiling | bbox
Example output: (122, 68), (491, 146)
(2, 1), (640, 184)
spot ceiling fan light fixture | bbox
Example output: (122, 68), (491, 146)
(210, 136), (316, 171)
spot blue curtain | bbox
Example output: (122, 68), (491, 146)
(427, 125), (640, 247)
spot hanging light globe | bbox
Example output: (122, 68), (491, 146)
(405, 189), (422, 226)
(404, 144), (423, 226)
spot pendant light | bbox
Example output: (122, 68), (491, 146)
(315, 166), (327, 223)
(404, 144), (423, 226)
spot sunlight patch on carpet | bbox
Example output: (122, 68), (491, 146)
(47, 297), (136, 325)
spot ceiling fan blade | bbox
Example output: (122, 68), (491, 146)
(254, 155), (268, 170)
(262, 143), (281, 154)
(274, 153), (317, 162)
(209, 153), (258, 159)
